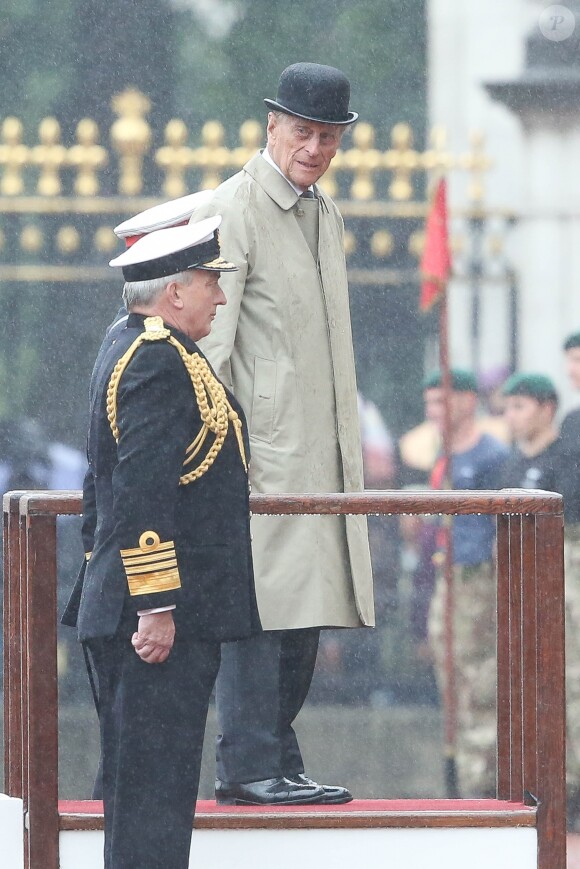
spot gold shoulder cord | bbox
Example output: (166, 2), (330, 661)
(106, 316), (247, 484)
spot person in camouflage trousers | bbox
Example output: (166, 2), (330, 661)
(423, 369), (508, 796)
(501, 366), (580, 827)
(564, 524), (580, 825)
(557, 336), (580, 826)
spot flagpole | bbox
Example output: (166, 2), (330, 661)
(419, 176), (458, 797)
(438, 283), (459, 798)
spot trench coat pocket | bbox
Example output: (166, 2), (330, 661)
(250, 356), (277, 443)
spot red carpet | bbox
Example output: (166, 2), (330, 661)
(60, 798), (531, 815)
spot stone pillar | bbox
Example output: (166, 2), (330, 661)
(486, 1), (580, 407)
(428, 0), (528, 374)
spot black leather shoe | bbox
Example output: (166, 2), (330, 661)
(287, 773), (353, 804)
(215, 776), (326, 806)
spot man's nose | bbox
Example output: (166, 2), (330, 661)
(304, 135), (321, 156)
(216, 285), (227, 305)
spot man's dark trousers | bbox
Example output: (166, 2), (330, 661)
(88, 634), (221, 869)
(216, 628), (320, 783)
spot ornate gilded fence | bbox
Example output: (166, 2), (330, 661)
(0, 87), (503, 284)
(0, 90), (517, 446)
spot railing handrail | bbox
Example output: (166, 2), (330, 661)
(4, 488), (564, 517)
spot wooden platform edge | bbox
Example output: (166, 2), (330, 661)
(60, 805), (537, 832)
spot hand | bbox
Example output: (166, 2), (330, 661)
(131, 611), (175, 664)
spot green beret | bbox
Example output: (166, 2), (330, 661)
(564, 332), (580, 351)
(423, 368), (478, 393)
(502, 372), (558, 404)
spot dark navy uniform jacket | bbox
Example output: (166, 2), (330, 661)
(63, 312), (261, 644)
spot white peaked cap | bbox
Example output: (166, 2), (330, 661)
(109, 216), (237, 281)
(114, 190), (215, 241)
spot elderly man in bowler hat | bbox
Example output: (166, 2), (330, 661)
(63, 218), (261, 868)
(194, 62), (375, 806)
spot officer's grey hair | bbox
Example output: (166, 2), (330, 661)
(122, 270), (193, 309)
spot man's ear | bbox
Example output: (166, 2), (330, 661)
(266, 112), (278, 139)
(165, 280), (183, 310)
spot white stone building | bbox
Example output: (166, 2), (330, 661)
(429, 0), (580, 408)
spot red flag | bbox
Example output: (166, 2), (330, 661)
(419, 178), (451, 311)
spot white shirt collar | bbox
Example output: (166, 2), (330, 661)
(261, 148), (314, 197)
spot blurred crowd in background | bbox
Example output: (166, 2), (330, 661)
(0, 346), (575, 712)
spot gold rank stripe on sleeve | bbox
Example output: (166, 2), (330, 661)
(124, 556), (178, 574)
(120, 539), (175, 557)
(120, 535), (182, 597)
(122, 549), (177, 568)
(125, 567), (181, 597)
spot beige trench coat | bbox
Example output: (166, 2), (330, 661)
(197, 153), (374, 630)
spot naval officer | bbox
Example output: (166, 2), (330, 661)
(64, 217), (260, 869)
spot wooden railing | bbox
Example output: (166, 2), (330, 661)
(2, 489), (566, 868)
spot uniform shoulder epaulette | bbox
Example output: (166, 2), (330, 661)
(106, 316), (247, 483)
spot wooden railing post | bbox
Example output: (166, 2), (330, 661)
(21, 498), (60, 869)
(3, 491), (27, 798)
(496, 512), (513, 800)
(535, 512), (566, 868)
(496, 509), (566, 868)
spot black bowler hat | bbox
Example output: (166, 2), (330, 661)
(264, 62), (358, 126)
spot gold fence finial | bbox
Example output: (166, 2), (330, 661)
(460, 129), (492, 203)
(156, 119), (193, 197)
(384, 122), (419, 201)
(191, 120), (228, 189)
(33, 117), (67, 196)
(68, 119), (108, 196)
(0, 105), (495, 210)
(56, 225), (81, 254)
(422, 124), (453, 175)
(317, 146), (341, 198)
(345, 121), (380, 201)
(110, 88), (152, 195)
(231, 120), (263, 170)
(0, 117), (29, 196)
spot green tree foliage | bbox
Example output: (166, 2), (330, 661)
(0, 0), (427, 446)
(0, 0), (426, 147)
(64, 0), (178, 136)
(175, 0), (426, 144)
(0, 0), (77, 130)
(0, 0), (179, 134)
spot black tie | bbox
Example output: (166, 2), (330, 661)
(300, 189), (315, 199)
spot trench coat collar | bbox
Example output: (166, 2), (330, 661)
(243, 151), (324, 212)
